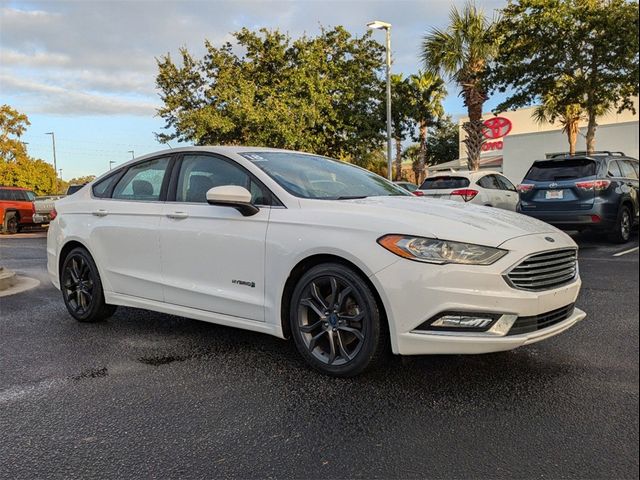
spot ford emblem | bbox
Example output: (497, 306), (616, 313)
(545, 237), (555, 243)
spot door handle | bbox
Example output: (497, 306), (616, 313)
(166, 212), (189, 220)
(92, 209), (108, 217)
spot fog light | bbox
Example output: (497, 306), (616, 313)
(430, 315), (494, 329)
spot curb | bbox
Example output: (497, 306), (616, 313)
(0, 267), (18, 291)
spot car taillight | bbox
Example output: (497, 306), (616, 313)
(575, 179), (611, 191)
(450, 189), (479, 202)
(413, 190), (425, 196)
(517, 184), (534, 193)
(50, 208), (57, 221)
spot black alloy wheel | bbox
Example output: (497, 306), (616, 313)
(61, 247), (116, 322)
(290, 263), (386, 377)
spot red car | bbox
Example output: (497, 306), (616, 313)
(0, 186), (37, 234)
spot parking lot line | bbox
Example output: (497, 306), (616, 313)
(613, 246), (639, 257)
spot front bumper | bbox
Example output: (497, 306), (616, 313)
(371, 232), (585, 355)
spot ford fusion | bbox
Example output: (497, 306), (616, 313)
(47, 147), (586, 376)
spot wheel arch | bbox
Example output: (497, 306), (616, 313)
(58, 239), (94, 281)
(279, 253), (390, 342)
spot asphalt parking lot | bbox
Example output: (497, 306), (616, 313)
(0, 231), (638, 479)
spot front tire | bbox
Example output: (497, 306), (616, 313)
(289, 263), (386, 377)
(610, 205), (632, 243)
(61, 247), (117, 322)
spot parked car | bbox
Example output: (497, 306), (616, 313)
(0, 186), (37, 234)
(418, 170), (519, 211)
(518, 152), (639, 243)
(394, 181), (424, 196)
(47, 147), (585, 376)
(33, 195), (64, 225)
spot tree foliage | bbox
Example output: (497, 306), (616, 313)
(422, 2), (498, 171)
(490, 0), (639, 153)
(156, 27), (386, 161)
(0, 105), (59, 195)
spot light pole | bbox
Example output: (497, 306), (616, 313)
(45, 132), (58, 176)
(58, 169), (63, 179)
(128, 150), (135, 159)
(367, 20), (393, 181)
(109, 160), (117, 170)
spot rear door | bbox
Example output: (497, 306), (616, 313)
(418, 176), (470, 199)
(495, 174), (519, 211)
(519, 158), (597, 212)
(618, 159), (639, 218)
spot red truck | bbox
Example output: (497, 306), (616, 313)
(0, 186), (37, 234)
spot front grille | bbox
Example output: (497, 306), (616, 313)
(506, 248), (578, 291)
(507, 304), (575, 336)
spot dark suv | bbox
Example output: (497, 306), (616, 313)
(518, 152), (639, 243)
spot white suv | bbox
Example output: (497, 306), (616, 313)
(47, 147), (585, 376)
(419, 170), (519, 211)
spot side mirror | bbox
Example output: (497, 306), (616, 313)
(206, 186), (259, 216)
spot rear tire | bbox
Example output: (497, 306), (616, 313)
(609, 205), (632, 244)
(2, 212), (18, 235)
(289, 263), (387, 377)
(60, 247), (117, 322)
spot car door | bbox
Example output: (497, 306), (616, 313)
(618, 159), (640, 218)
(160, 153), (273, 322)
(495, 174), (519, 211)
(87, 155), (172, 302)
(476, 174), (504, 207)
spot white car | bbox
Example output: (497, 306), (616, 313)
(47, 147), (586, 376)
(419, 170), (519, 210)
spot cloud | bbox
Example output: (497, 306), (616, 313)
(0, 0), (505, 117)
(0, 74), (158, 116)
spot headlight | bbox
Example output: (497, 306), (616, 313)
(377, 234), (507, 265)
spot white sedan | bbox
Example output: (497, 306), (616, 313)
(419, 170), (519, 210)
(47, 147), (585, 376)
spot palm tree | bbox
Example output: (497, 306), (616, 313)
(403, 144), (422, 184)
(390, 74), (413, 181)
(407, 71), (446, 184)
(422, 2), (498, 171)
(532, 99), (585, 156)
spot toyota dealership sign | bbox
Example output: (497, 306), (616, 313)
(482, 116), (512, 152)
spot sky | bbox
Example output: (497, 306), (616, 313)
(1, 0), (505, 180)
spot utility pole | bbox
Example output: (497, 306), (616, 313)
(367, 20), (393, 181)
(45, 132), (57, 176)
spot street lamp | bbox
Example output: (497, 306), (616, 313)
(109, 160), (117, 170)
(128, 150), (135, 159)
(367, 20), (393, 181)
(45, 132), (58, 177)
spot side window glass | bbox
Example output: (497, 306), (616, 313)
(478, 175), (500, 189)
(92, 171), (120, 198)
(620, 160), (638, 180)
(112, 157), (170, 201)
(607, 160), (623, 177)
(176, 155), (271, 205)
(497, 175), (516, 191)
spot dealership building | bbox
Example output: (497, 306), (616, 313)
(431, 97), (639, 183)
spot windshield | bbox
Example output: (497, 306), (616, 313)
(240, 152), (410, 199)
(525, 159), (596, 181)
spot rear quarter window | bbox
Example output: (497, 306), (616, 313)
(420, 176), (470, 189)
(525, 159), (596, 181)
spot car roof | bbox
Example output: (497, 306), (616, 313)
(0, 186), (29, 190)
(427, 170), (502, 179)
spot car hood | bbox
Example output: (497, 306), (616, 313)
(314, 195), (563, 248)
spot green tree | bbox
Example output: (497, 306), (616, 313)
(407, 71), (446, 184)
(68, 175), (96, 185)
(0, 104), (29, 162)
(0, 105), (58, 195)
(426, 116), (459, 167)
(532, 95), (585, 155)
(156, 26), (386, 161)
(390, 74), (414, 180)
(422, 2), (498, 171)
(490, 0), (639, 154)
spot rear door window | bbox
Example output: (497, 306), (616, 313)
(496, 175), (517, 191)
(477, 175), (501, 190)
(112, 157), (170, 201)
(420, 176), (470, 189)
(525, 159), (597, 181)
(607, 160), (623, 177)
